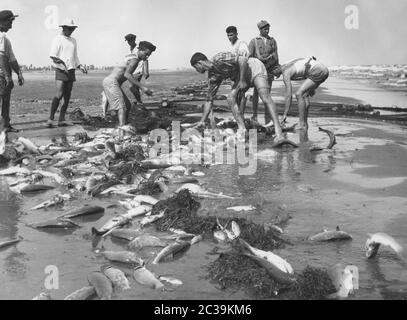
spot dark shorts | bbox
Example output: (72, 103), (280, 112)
(308, 64), (329, 86)
(55, 69), (76, 82)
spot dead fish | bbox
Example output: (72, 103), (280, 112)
(18, 137), (40, 154)
(309, 227), (352, 242)
(365, 232), (404, 259)
(33, 169), (66, 184)
(0, 166), (31, 176)
(110, 228), (143, 241)
(87, 272), (113, 300)
(31, 218), (80, 229)
(171, 177), (199, 184)
(158, 276), (183, 286)
(133, 266), (164, 289)
(128, 235), (166, 250)
(326, 264), (355, 299)
(132, 195), (159, 205)
(140, 159), (173, 170)
(123, 205), (152, 219)
(64, 286), (96, 300)
(227, 205), (256, 212)
(318, 127), (337, 149)
(165, 165), (187, 172)
(190, 235), (203, 245)
(30, 194), (71, 210)
(32, 292), (52, 300)
(119, 199), (141, 210)
(102, 251), (144, 266)
(54, 158), (83, 168)
(216, 218), (240, 241)
(309, 146), (324, 152)
(191, 171), (205, 177)
(89, 179), (121, 197)
(101, 265), (130, 292)
(239, 239), (294, 274)
(0, 237), (22, 250)
(60, 206), (105, 219)
(20, 184), (55, 194)
(271, 139), (299, 149)
(176, 184), (235, 199)
(86, 175), (103, 193)
(92, 215), (130, 236)
(214, 230), (227, 242)
(152, 240), (191, 264)
(140, 209), (166, 227)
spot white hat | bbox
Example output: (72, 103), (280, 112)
(59, 18), (78, 28)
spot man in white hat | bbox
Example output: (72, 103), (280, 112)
(0, 10), (24, 133)
(47, 18), (87, 127)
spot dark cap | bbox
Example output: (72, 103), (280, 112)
(0, 10), (19, 22)
(125, 33), (137, 41)
(138, 41), (156, 52)
(257, 20), (270, 30)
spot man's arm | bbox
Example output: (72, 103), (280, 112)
(10, 60), (24, 86)
(248, 39), (256, 58)
(236, 55), (249, 91)
(143, 60), (149, 79)
(124, 59), (152, 95)
(0, 55), (12, 87)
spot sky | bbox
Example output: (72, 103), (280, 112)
(2, 0), (407, 69)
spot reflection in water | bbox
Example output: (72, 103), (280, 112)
(0, 178), (28, 279)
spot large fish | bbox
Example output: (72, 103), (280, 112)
(309, 227), (352, 242)
(92, 215), (130, 236)
(20, 184), (55, 194)
(89, 179), (121, 197)
(176, 184), (236, 199)
(0, 237), (22, 250)
(101, 265), (130, 292)
(365, 232), (404, 259)
(59, 206), (105, 219)
(123, 205), (152, 219)
(18, 137), (40, 154)
(152, 240), (191, 264)
(87, 272), (113, 300)
(239, 239), (294, 275)
(102, 251), (144, 266)
(140, 209), (166, 227)
(33, 169), (66, 184)
(110, 228), (144, 241)
(32, 292), (52, 300)
(227, 205), (256, 212)
(133, 266), (164, 289)
(128, 235), (166, 250)
(318, 127), (337, 149)
(132, 195), (159, 205)
(31, 218), (80, 229)
(30, 194), (71, 210)
(0, 166), (31, 176)
(64, 286), (96, 300)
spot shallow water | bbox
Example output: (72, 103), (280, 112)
(1, 117), (407, 300)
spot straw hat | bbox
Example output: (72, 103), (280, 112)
(59, 18), (78, 28)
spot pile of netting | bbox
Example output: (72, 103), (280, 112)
(150, 190), (337, 299)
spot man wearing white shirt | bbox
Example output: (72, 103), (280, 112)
(48, 19), (87, 127)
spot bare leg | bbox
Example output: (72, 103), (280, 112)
(227, 89), (246, 132)
(265, 79), (273, 124)
(50, 80), (65, 120)
(59, 81), (74, 122)
(252, 88), (259, 121)
(295, 79), (318, 130)
(304, 96), (311, 129)
(239, 95), (247, 118)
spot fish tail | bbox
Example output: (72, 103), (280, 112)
(91, 227), (102, 236)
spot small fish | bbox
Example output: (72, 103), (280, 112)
(124, 205), (152, 220)
(54, 158), (83, 168)
(101, 265), (131, 292)
(165, 165), (187, 172)
(0, 237), (22, 250)
(319, 127), (337, 149)
(18, 137), (40, 154)
(64, 286), (96, 300)
(87, 272), (113, 300)
(31, 218), (80, 229)
(191, 171), (205, 177)
(133, 266), (164, 289)
(309, 227), (352, 242)
(190, 235), (203, 245)
(118, 199), (141, 210)
(152, 240), (191, 264)
(132, 195), (160, 205)
(231, 221), (241, 238)
(102, 251), (144, 266)
(32, 292), (52, 300)
(128, 235), (166, 250)
(20, 184), (55, 194)
(214, 231), (227, 242)
(365, 232), (404, 259)
(60, 206), (105, 219)
(30, 194), (70, 210)
(158, 276), (183, 286)
(33, 170), (66, 184)
(0, 166), (31, 176)
(110, 228), (143, 241)
(89, 180), (121, 197)
(227, 205), (256, 212)
(176, 184), (235, 199)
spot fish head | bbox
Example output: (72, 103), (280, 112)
(365, 238), (381, 259)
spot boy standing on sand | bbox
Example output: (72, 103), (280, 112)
(274, 57), (329, 131)
(48, 19), (87, 128)
(190, 51), (284, 142)
(0, 10), (24, 133)
(248, 20), (279, 123)
(102, 41), (156, 131)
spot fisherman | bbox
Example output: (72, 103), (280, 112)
(102, 41), (156, 131)
(190, 51), (284, 141)
(226, 26), (250, 116)
(274, 57), (329, 131)
(47, 19), (88, 128)
(248, 20), (279, 122)
(0, 10), (24, 133)
(125, 33), (150, 104)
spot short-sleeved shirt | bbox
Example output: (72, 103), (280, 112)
(248, 36), (278, 71)
(0, 32), (16, 76)
(231, 39), (249, 57)
(49, 34), (81, 71)
(207, 52), (239, 101)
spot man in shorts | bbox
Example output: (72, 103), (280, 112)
(190, 51), (284, 141)
(274, 56), (329, 131)
(48, 19), (87, 127)
(102, 41), (156, 130)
